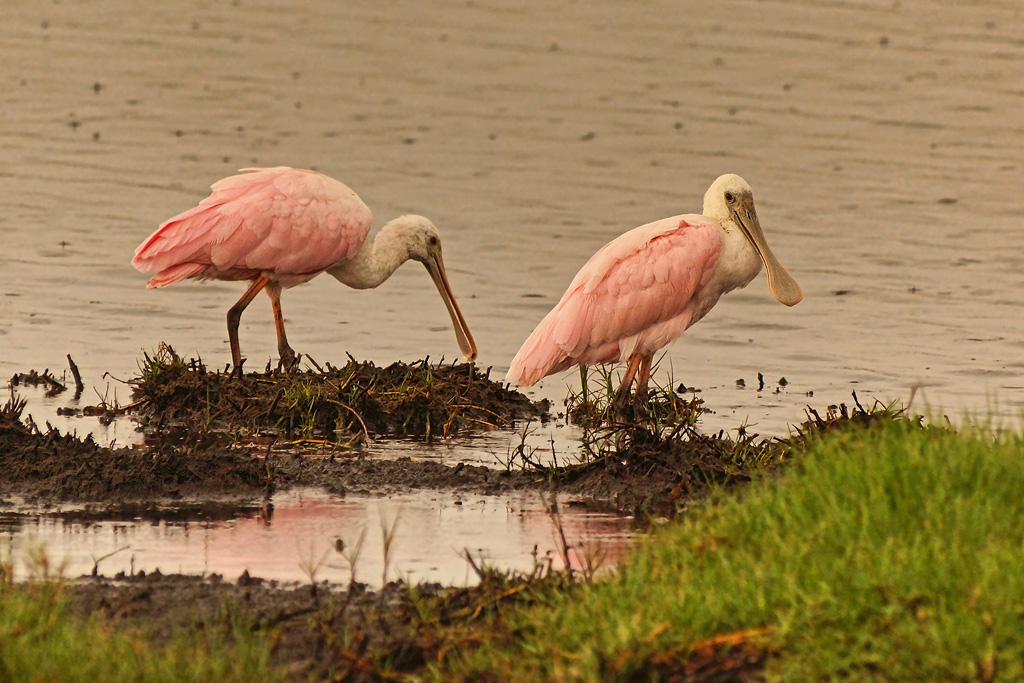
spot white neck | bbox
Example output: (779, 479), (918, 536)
(327, 220), (412, 289)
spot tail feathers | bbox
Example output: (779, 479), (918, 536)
(146, 263), (207, 289)
(506, 321), (573, 387)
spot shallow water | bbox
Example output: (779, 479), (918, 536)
(3, 0), (1024, 580)
(2, 489), (631, 586)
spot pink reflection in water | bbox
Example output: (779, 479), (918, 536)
(7, 489), (633, 586)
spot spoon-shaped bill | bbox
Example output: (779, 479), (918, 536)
(734, 206), (803, 306)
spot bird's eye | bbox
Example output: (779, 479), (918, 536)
(428, 236), (439, 247)
(724, 192), (735, 203)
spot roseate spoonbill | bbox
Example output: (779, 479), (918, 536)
(506, 173), (802, 405)
(132, 166), (477, 369)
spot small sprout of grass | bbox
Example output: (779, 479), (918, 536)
(297, 543), (331, 585)
(282, 380), (322, 438)
(379, 506), (402, 587)
(337, 526), (368, 588)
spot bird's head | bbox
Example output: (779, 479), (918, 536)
(386, 215), (445, 265)
(704, 174), (803, 307)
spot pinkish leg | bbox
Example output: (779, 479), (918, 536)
(227, 276), (270, 369)
(264, 281), (297, 367)
(613, 354), (644, 406)
(635, 354), (654, 408)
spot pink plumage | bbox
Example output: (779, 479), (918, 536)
(506, 216), (721, 387)
(133, 167), (372, 289)
(506, 173), (803, 404)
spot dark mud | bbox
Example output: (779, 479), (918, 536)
(0, 394), (269, 502)
(129, 345), (545, 443)
(0, 435), (270, 504)
(2, 348), (897, 525)
(64, 567), (769, 681)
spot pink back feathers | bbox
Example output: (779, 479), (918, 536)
(506, 216), (722, 387)
(132, 167), (373, 289)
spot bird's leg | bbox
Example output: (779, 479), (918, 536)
(264, 281), (298, 369)
(227, 275), (270, 371)
(634, 355), (654, 410)
(612, 354), (644, 418)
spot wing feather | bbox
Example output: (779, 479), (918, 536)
(132, 167), (373, 287)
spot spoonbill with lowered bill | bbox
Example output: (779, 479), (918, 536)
(132, 166), (477, 369)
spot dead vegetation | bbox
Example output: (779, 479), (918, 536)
(129, 344), (545, 445)
(9, 369), (67, 398)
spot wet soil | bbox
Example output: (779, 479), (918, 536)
(64, 566), (770, 681)
(3, 352), (893, 521)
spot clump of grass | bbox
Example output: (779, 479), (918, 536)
(551, 365), (781, 512)
(565, 363), (707, 430)
(0, 559), (278, 682)
(446, 415), (1024, 680)
(131, 344), (545, 444)
(791, 390), (915, 445)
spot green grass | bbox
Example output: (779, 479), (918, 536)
(0, 572), (278, 682)
(447, 418), (1024, 681)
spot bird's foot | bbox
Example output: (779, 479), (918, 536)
(232, 358), (246, 379)
(277, 348), (301, 372)
(632, 387), (651, 416)
(610, 390), (633, 424)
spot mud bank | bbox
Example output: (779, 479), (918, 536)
(3, 350), (895, 521)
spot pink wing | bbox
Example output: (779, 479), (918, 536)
(132, 167), (373, 289)
(507, 216), (722, 386)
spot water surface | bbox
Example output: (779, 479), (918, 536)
(2, 489), (631, 586)
(3, 0), (1023, 579)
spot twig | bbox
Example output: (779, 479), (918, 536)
(266, 388), (284, 419)
(327, 399), (370, 444)
(66, 355), (84, 397)
(91, 545), (131, 576)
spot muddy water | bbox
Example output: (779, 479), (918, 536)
(3, 0), (1024, 579)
